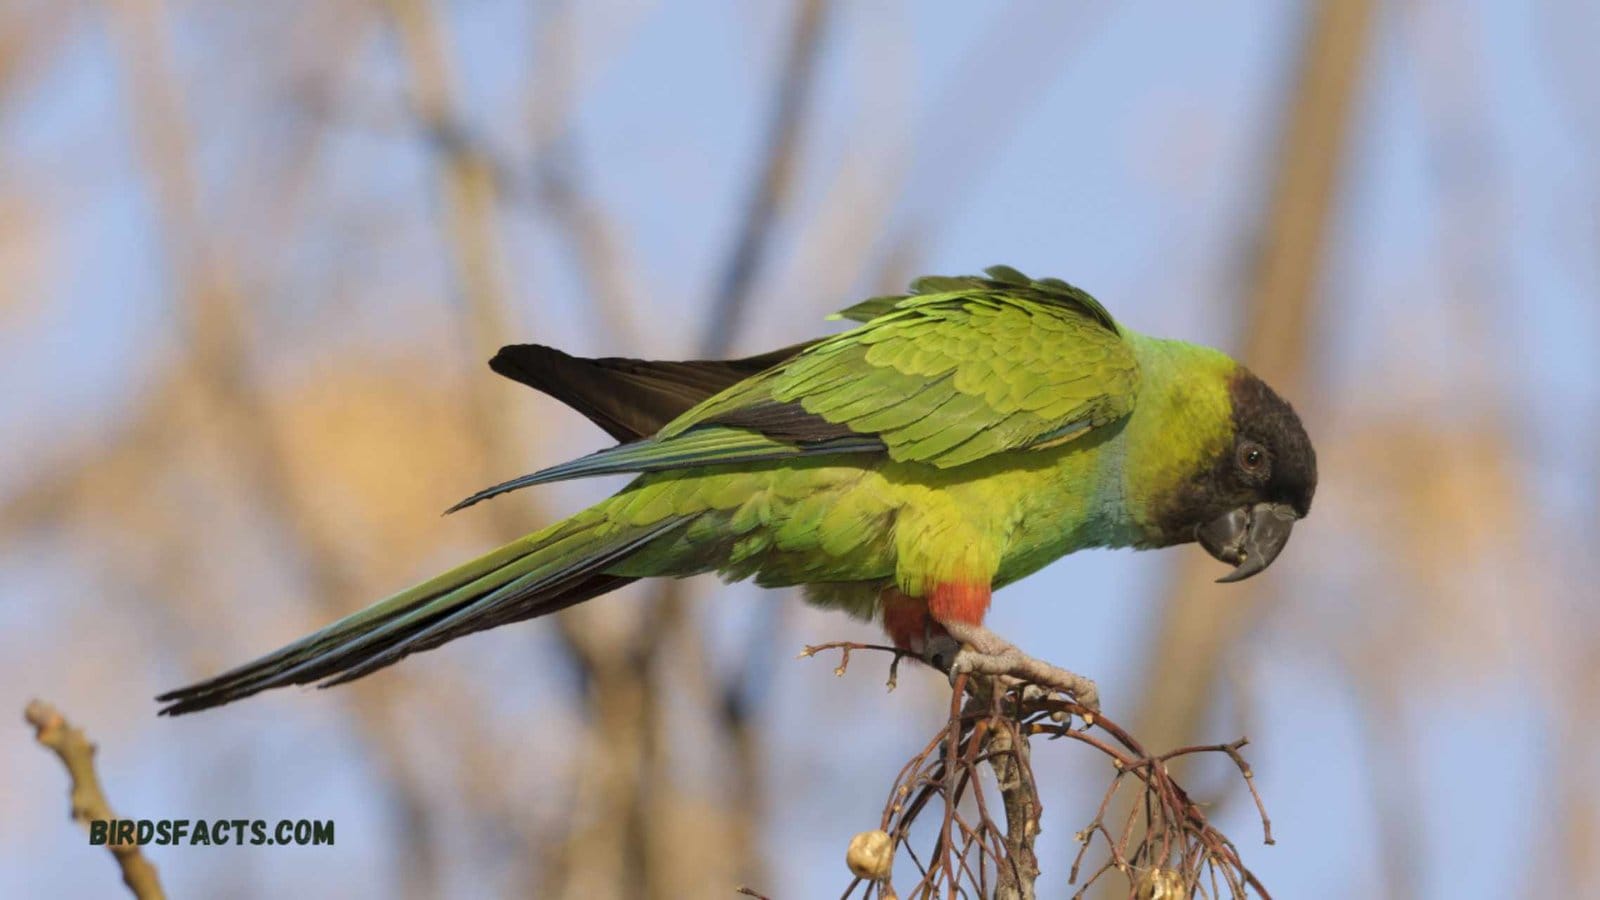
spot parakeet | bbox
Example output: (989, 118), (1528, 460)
(158, 267), (1316, 715)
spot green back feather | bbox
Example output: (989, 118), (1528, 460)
(482, 266), (1141, 492)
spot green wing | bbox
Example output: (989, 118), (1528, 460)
(727, 266), (1137, 467)
(449, 267), (1139, 510)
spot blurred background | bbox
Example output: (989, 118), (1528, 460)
(2, 1), (1596, 897)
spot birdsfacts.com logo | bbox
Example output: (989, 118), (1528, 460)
(88, 819), (334, 847)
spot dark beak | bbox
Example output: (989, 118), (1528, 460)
(1196, 502), (1299, 583)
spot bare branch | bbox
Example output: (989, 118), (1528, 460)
(796, 646), (1274, 900)
(24, 700), (166, 900)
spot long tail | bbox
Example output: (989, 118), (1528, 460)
(156, 513), (684, 715)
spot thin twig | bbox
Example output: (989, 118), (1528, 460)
(24, 701), (166, 900)
(808, 644), (1276, 898)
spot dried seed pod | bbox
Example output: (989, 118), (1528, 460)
(1135, 866), (1185, 899)
(846, 829), (894, 880)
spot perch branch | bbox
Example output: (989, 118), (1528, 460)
(24, 700), (166, 900)
(796, 645), (1273, 899)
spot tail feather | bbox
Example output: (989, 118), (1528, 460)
(156, 516), (683, 715)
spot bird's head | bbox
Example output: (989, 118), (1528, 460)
(1163, 369), (1318, 583)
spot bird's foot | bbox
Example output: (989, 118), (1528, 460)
(935, 620), (1100, 711)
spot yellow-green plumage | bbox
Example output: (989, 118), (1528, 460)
(597, 330), (1236, 600)
(158, 266), (1309, 715)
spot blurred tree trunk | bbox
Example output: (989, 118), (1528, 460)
(1126, 0), (1375, 758)
(1531, 3), (1600, 895)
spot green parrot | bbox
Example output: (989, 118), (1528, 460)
(158, 266), (1316, 715)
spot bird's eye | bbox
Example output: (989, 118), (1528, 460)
(1238, 442), (1268, 475)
